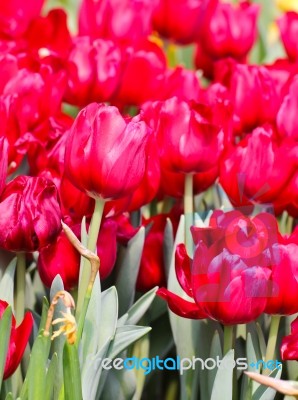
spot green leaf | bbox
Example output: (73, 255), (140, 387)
(246, 332), (261, 395)
(115, 227), (145, 316)
(108, 325), (151, 359)
(81, 274), (102, 360)
(164, 219), (174, 280)
(63, 342), (82, 400)
(45, 353), (58, 400)
(0, 258), (16, 310)
(81, 341), (111, 400)
(97, 286), (118, 353)
(100, 368), (136, 400)
(27, 334), (51, 400)
(5, 393), (13, 400)
(208, 331), (223, 397)
(124, 287), (157, 326)
(0, 307), (12, 392)
(19, 377), (28, 400)
(252, 367), (282, 400)
(210, 350), (234, 400)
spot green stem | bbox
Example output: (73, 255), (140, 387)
(223, 325), (234, 355)
(184, 174), (194, 256)
(76, 198), (105, 318)
(16, 252), (26, 325)
(265, 315), (281, 364)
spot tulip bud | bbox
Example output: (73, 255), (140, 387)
(65, 103), (151, 200)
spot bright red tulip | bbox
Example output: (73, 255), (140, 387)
(152, 0), (217, 44)
(158, 211), (276, 324)
(0, 300), (33, 380)
(24, 9), (72, 59)
(38, 219), (118, 289)
(281, 317), (298, 360)
(65, 103), (152, 200)
(277, 76), (298, 140)
(220, 126), (298, 207)
(0, 0), (44, 38)
(143, 97), (224, 174)
(79, 0), (157, 45)
(64, 37), (122, 107)
(0, 176), (61, 252)
(214, 60), (280, 134)
(265, 243), (298, 315)
(278, 12), (298, 62)
(161, 67), (201, 102)
(197, 1), (259, 60)
(113, 39), (167, 106)
(136, 215), (168, 292)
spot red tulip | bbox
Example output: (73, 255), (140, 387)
(65, 103), (152, 200)
(24, 9), (72, 59)
(152, 0), (217, 45)
(38, 227), (80, 291)
(281, 317), (298, 360)
(113, 39), (167, 106)
(277, 76), (298, 140)
(265, 243), (298, 315)
(38, 219), (118, 289)
(161, 67), (201, 102)
(0, 0), (44, 38)
(0, 300), (33, 380)
(136, 215), (168, 292)
(278, 12), (298, 62)
(0, 176), (61, 252)
(2, 64), (66, 133)
(220, 126), (298, 207)
(197, 1), (259, 60)
(79, 0), (157, 45)
(60, 175), (95, 223)
(143, 97), (223, 174)
(64, 37), (122, 107)
(158, 211), (276, 325)
(214, 60), (280, 134)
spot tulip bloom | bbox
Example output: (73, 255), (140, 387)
(197, 1), (259, 61)
(64, 103), (152, 200)
(152, 0), (217, 44)
(38, 219), (117, 289)
(0, 0), (44, 38)
(113, 39), (167, 106)
(214, 60), (280, 133)
(281, 317), (298, 360)
(136, 214), (168, 292)
(0, 176), (61, 252)
(79, 0), (157, 45)
(158, 211), (276, 325)
(143, 97), (223, 174)
(0, 300), (33, 379)
(24, 9), (72, 60)
(64, 37), (122, 107)
(277, 76), (298, 140)
(278, 12), (298, 62)
(220, 126), (298, 208)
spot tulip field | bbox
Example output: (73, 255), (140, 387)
(1, 0), (298, 399)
